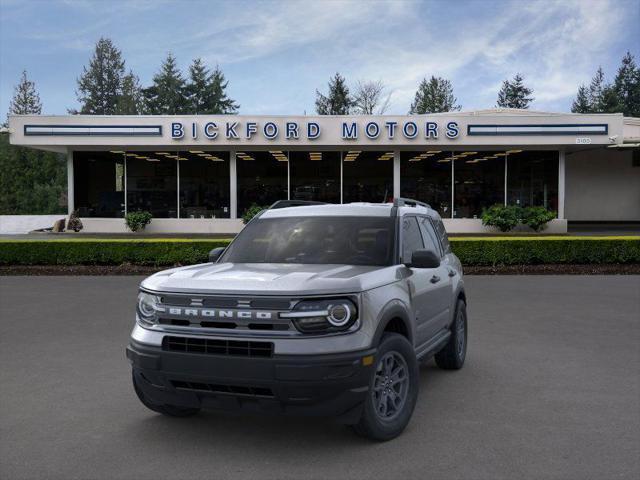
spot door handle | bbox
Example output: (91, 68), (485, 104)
(430, 275), (441, 284)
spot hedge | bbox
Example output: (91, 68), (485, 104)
(0, 237), (638, 266)
(0, 239), (232, 266)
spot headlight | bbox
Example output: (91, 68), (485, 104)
(282, 298), (358, 333)
(136, 291), (161, 326)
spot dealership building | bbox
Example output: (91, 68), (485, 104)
(7, 109), (640, 233)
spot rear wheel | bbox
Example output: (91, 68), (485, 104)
(435, 299), (467, 370)
(132, 371), (200, 417)
(352, 333), (419, 441)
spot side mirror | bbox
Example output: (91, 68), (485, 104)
(208, 247), (226, 263)
(406, 249), (441, 269)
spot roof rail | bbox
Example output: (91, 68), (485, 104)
(392, 197), (431, 209)
(269, 200), (327, 209)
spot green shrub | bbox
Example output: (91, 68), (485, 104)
(0, 237), (638, 267)
(450, 237), (640, 266)
(481, 205), (520, 232)
(242, 204), (268, 224)
(125, 211), (153, 232)
(0, 239), (233, 266)
(521, 206), (556, 232)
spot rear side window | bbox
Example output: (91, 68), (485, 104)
(418, 217), (442, 257)
(401, 217), (424, 263)
(433, 218), (451, 254)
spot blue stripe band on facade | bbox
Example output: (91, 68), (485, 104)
(24, 125), (163, 137)
(467, 124), (608, 136)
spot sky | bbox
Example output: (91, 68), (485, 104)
(0, 0), (638, 117)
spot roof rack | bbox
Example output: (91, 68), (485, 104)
(268, 200), (327, 209)
(392, 197), (431, 209)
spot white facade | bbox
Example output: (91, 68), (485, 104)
(7, 109), (639, 234)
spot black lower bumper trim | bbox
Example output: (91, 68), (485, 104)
(127, 340), (375, 420)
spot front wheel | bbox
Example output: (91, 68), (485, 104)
(352, 333), (419, 441)
(435, 299), (467, 370)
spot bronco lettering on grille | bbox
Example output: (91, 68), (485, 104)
(166, 308), (273, 320)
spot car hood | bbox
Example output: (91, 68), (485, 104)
(141, 262), (400, 296)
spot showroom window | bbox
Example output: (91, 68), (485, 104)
(507, 150), (558, 212)
(73, 151), (125, 218)
(343, 151), (394, 203)
(126, 152), (177, 218)
(236, 150), (288, 217)
(453, 151), (505, 218)
(178, 151), (230, 218)
(289, 151), (340, 203)
(401, 151), (453, 217)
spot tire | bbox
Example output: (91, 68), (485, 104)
(435, 299), (467, 370)
(132, 371), (200, 418)
(352, 333), (419, 441)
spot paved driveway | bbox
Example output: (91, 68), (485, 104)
(0, 275), (638, 480)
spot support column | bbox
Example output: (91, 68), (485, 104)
(66, 149), (74, 216)
(504, 154), (508, 206)
(230, 150), (237, 219)
(558, 149), (566, 219)
(393, 150), (400, 199)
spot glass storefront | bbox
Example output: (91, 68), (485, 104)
(73, 151), (125, 217)
(401, 150), (452, 217)
(236, 150), (288, 216)
(179, 151), (230, 218)
(289, 151), (340, 203)
(73, 148), (560, 220)
(507, 150), (558, 212)
(126, 152), (177, 218)
(453, 151), (505, 218)
(343, 151), (394, 203)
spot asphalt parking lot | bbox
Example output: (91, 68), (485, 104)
(1, 275), (638, 480)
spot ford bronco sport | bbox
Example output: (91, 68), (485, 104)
(127, 198), (468, 441)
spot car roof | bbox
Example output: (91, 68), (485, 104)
(260, 202), (440, 219)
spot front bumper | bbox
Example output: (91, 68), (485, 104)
(127, 339), (376, 421)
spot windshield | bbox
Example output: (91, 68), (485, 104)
(220, 216), (395, 266)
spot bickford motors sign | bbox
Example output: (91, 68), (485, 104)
(171, 119), (461, 141)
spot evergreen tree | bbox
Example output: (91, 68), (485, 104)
(185, 59), (239, 114)
(207, 65), (239, 114)
(143, 53), (188, 114)
(496, 73), (534, 109)
(613, 51), (640, 117)
(116, 71), (144, 115)
(571, 85), (591, 113)
(587, 67), (607, 112)
(8, 70), (42, 116)
(315, 73), (353, 115)
(75, 37), (126, 114)
(409, 76), (460, 114)
(1, 72), (65, 214)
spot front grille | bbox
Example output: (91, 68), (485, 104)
(171, 380), (274, 398)
(159, 295), (292, 310)
(162, 336), (274, 358)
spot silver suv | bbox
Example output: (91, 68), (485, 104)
(127, 198), (468, 441)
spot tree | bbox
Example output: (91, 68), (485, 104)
(613, 51), (640, 117)
(207, 65), (239, 114)
(116, 71), (144, 115)
(185, 59), (239, 114)
(143, 53), (188, 114)
(1, 71), (66, 215)
(75, 37), (126, 114)
(571, 85), (591, 113)
(8, 70), (42, 117)
(315, 73), (353, 115)
(496, 73), (534, 109)
(409, 76), (460, 114)
(353, 80), (391, 114)
(587, 67), (608, 112)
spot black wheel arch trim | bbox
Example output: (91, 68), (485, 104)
(371, 300), (414, 347)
